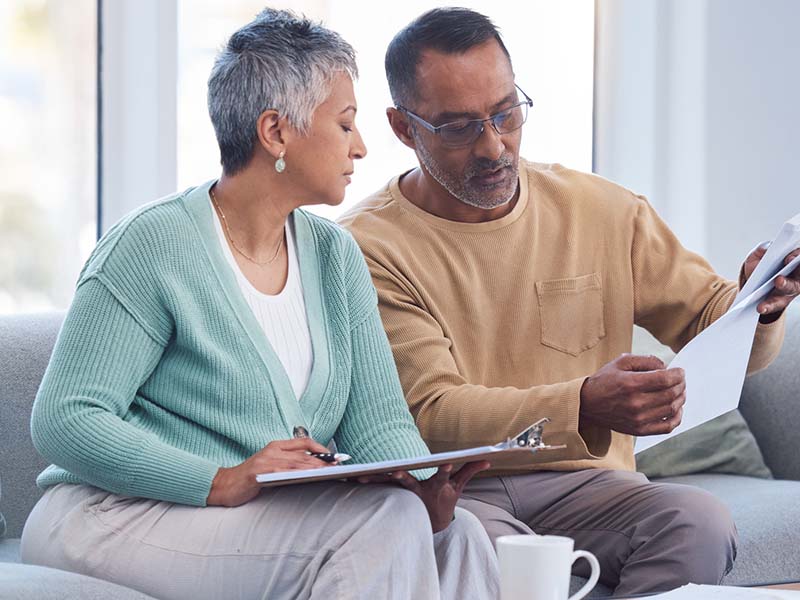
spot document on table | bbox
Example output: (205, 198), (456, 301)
(256, 418), (565, 487)
(635, 213), (800, 453)
(643, 583), (800, 599)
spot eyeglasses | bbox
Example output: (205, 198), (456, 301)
(397, 85), (533, 148)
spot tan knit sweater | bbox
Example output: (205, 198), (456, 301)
(338, 160), (785, 474)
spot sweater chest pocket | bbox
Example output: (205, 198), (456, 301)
(536, 273), (606, 356)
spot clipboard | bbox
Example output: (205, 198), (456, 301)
(256, 417), (565, 488)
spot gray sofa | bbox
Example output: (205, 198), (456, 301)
(1, 310), (799, 598)
(0, 313), (156, 599)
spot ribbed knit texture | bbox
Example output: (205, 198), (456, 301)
(31, 180), (431, 506)
(211, 202), (312, 399)
(339, 160), (785, 474)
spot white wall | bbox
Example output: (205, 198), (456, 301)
(704, 0), (800, 277)
(594, 0), (800, 278)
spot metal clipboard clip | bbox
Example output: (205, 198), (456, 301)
(496, 417), (567, 452)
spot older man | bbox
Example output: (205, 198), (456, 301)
(339, 7), (800, 596)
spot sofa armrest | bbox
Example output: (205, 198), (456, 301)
(740, 304), (800, 480)
(0, 312), (64, 538)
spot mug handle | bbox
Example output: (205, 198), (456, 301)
(568, 550), (600, 600)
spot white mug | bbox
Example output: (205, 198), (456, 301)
(497, 535), (601, 600)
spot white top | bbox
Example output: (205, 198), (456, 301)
(210, 198), (313, 399)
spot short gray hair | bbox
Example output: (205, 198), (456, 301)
(208, 8), (358, 175)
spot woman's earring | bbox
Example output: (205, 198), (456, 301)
(275, 151), (286, 173)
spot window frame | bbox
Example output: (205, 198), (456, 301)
(98, 0), (177, 235)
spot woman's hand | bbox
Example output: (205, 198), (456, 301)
(384, 461), (491, 533)
(207, 438), (330, 507)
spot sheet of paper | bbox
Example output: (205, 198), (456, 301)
(644, 583), (800, 599)
(634, 302), (758, 453)
(738, 213), (800, 299)
(636, 213), (800, 454)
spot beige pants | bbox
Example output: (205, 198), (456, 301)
(22, 482), (499, 600)
(459, 469), (737, 597)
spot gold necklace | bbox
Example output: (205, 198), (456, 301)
(210, 186), (284, 266)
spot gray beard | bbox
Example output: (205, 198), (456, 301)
(415, 136), (518, 210)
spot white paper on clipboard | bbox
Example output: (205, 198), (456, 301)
(257, 418), (565, 487)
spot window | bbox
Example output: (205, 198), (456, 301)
(0, 1), (593, 314)
(0, 0), (97, 314)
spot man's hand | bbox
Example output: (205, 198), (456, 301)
(580, 354), (685, 436)
(359, 461), (490, 533)
(742, 244), (800, 323)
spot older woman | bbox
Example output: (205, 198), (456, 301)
(20, 9), (499, 600)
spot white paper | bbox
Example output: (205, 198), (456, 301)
(738, 214), (800, 299)
(645, 583), (800, 599)
(636, 213), (800, 453)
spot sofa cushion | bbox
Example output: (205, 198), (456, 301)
(0, 563), (158, 599)
(636, 410), (773, 479)
(740, 304), (800, 480)
(656, 474), (800, 586)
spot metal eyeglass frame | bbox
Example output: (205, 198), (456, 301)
(396, 84), (533, 148)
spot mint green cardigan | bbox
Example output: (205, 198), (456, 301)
(31, 181), (431, 506)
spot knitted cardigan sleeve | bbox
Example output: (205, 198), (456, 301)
(31, 277), (219, 506)
(31, 204), (221, 506)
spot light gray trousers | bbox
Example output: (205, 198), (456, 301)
(458, 469), (738, 597)
(21, 482), (499, 600)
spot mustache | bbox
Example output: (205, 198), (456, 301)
(465, 155), (514, 178)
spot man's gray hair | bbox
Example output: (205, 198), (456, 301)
(208, 8), (358, 175)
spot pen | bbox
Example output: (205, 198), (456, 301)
(293, 426), (350, 463)
(307, 452), (352, 463)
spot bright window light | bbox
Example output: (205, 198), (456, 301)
(0, 1), (97, 314)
